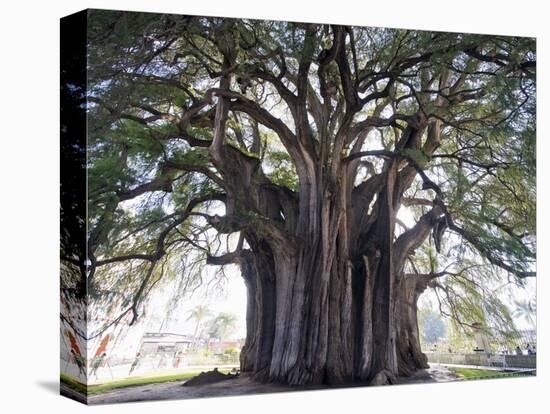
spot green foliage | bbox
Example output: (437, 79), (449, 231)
(512, 298), (536, 328)
(418, 308), (447, 345)
(206, 312), (238, 342)
(224, 347), (239, 356)
(82, 11), (536, 346)
(264, 149), (298, 190)
(447, 319), (473, 353)
(450, 367), (527, 380)
(401, 148), (431, 168)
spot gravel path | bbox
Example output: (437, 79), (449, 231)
(88, 365), (458, 405)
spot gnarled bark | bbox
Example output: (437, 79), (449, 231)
(233, 162), (430, 385)
(84, 16), (536, 389)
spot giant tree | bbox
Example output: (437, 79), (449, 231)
(67, 10), (536, 386)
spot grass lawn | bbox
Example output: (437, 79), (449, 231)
(61, 374), (88, 394)
(61, 368), (233, 395)
(449, 367), (530, 380)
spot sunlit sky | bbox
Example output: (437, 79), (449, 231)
(163, 266), (248, 338)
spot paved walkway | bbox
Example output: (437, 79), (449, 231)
(397, 364), (458, 384)
(88, 365), (459, 405)
(88, 375), (302, 404)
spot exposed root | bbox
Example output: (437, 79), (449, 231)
(183, 368), (238, 387)
(369, 369), (396, 386)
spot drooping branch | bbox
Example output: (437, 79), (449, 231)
(393, 206), (443, 272)
(206, 233), (245, 265)
(94, 192), (226, 268)
(446, 218), (536, 279)
(406, 158), (536, 279)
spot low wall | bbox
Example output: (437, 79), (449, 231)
(426, 352), (536, 369)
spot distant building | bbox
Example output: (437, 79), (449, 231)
(137, 332), (194, 356)
(208, 339), (244, 353)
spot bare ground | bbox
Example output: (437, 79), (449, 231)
(85, 365), (457, 405)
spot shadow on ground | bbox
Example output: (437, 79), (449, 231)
(36, 381), (60, 395)
(88, 365), (458, 405)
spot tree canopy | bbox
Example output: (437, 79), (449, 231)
(63, 10), (536, 384)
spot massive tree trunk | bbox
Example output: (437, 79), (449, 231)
(238, 226), (429, 385)
(208, 44), (440, 387)
(395, 274), (430, 377)
(234, 163), (430, 386)
(240, 256), (430, 385)
(84, 16), (536, 390)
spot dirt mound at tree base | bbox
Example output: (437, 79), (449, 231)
(183, 369), (239, 387)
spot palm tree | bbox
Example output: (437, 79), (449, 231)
(207, 312), (237, 344)
(186, 304), (212, 348)
(513, 299), (536, 328)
